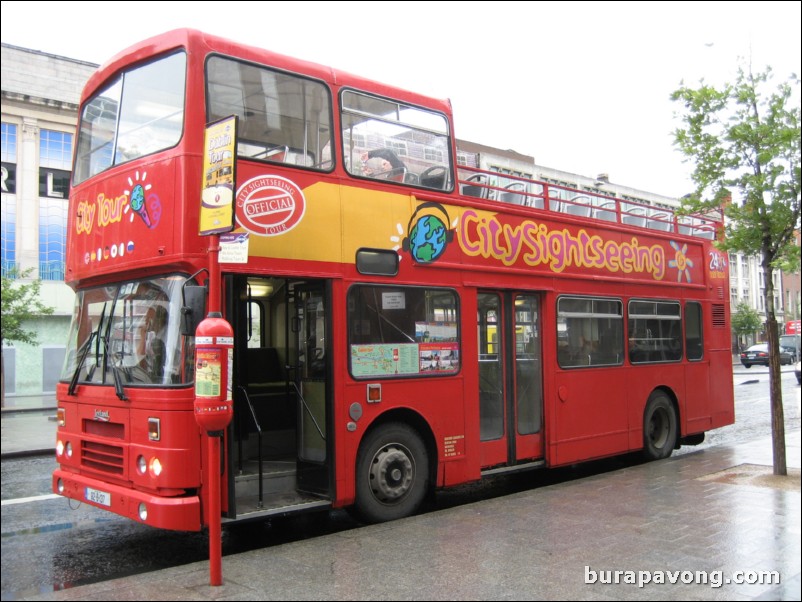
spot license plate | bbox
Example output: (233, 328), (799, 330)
(85, 487), (111, 507)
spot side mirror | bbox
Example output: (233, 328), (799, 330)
(181, 285), (207, 336)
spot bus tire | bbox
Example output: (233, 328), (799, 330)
(642, 391), (677, 461)
(354, 423), (429, 524)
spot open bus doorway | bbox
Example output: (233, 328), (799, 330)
(225, 275), (331, 521)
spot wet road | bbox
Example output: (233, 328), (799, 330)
(1, 367), (798, 600)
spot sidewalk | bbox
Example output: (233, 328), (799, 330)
(1, 395), (58, 458)
(7, 424), (801, 601)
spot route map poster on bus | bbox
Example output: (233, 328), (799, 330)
(350, 321), (459, 377)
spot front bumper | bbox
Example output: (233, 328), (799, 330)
(53, 469), (201, 531)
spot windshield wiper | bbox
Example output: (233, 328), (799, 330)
(67, 303), (108, 396)
(67, 330), (97, 396)
(100, 299), (128, 402)
(101, 334), (128, 401)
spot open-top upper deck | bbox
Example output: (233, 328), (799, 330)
(455, 166), (720, 241)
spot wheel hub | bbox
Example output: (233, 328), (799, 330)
(369, 444), (414, 502)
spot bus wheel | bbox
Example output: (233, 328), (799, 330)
(642, 392), (677, 461)
(355, 423), (429, 523)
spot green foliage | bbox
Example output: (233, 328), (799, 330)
(731, 302), (762, 339)
(0, 268), (55, 346)
(673, 64), (800, 475)
(671, 66), (801, 270)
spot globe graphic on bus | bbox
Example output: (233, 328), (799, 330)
(408, 214), (448, 263)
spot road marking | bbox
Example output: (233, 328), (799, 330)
(1, 493), (61, 506)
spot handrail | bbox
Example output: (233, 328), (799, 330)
(455, 166), (722, 240)
(290, 380), (326, 442)
(236, 385), (264, 508)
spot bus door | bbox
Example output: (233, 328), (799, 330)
(292, 282), (330, 495)
(477, 292), (544, 469)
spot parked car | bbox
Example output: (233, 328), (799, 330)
(779, 334), (801, 363)
(795, 360), (801, 385)
(739, 343), (794, 368)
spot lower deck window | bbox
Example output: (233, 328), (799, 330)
(557, 296), (623, 368)
(628, 300), (682, 363)
(348, 285), (459, 378)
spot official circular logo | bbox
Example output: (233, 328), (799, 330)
(235, 175), (306, 236)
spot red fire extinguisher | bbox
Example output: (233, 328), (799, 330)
(193, 315), (234, 432)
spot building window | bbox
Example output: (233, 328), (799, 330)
(40, 129), (73, 170)
(424, 148), (444, 162)
(36, 130), (72, 279)
(1, 122), (17, 162)
(39, 198), (66, 281)
(1, 122), (16, 275)
(39, 130), (73, 198)
(1, 195), (16, 277)
(1, 122), (17, 194)
(385, 139), (408, 157)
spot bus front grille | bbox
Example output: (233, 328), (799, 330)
(82, 440), (124, 475)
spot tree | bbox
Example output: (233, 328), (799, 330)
(0, 268), (55, 407)
(672, 65), (801, 476)
(731, 302), (763, 350)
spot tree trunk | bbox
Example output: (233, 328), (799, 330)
(762, 260), (787, 476)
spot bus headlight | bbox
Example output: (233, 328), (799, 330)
(138, 503), (148, 521)
(65, 441), (73, 458)
(56, 440), (64, 456)
(137, 455), (147, 474)
(149, 457), (163, 477)
(57, 478), (64, 493)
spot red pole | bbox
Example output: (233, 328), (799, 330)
(193, 233), (233, 587)
(208, 235), (221, 314)
(207, 432), (223, 586)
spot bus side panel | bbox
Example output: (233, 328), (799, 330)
(682, 360), (712, 434)
(550, 366), (628, 466)
(708, 349), (736, 429)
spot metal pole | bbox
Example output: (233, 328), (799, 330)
(207, 431), (223, 585)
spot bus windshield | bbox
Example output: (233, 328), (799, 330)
(73, 51), (187, 184)
(61, 275), (194, 388)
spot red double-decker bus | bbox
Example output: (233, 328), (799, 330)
(53, 29), (734, 530)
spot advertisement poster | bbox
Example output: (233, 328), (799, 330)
(195, 348), (222, 397)
(200, 115), (237, 236)
(419, 342), (460, 373)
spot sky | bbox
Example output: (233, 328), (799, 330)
(1, 0), (800, 198)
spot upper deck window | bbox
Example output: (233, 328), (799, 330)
(341, 91), (453, 191)
(206, 56), (332, 171)
(74, 52), (187, 184)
